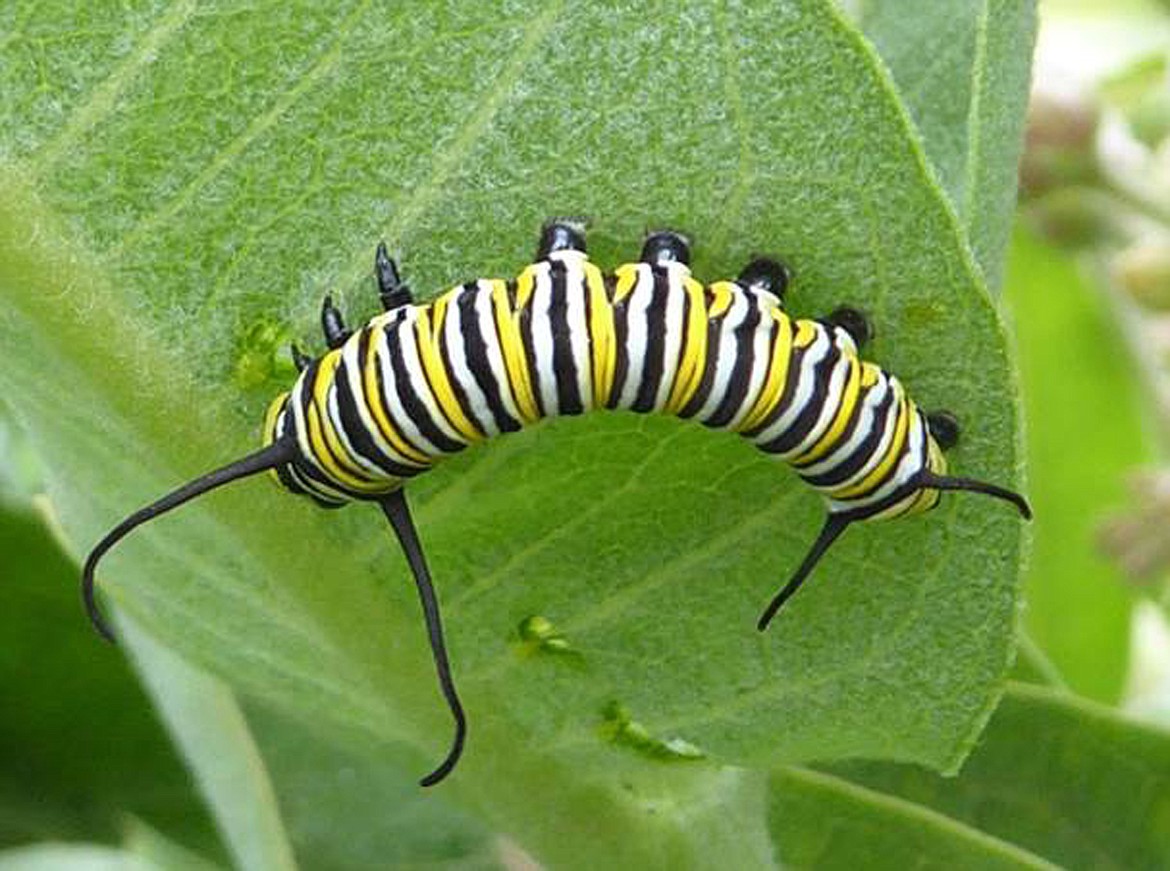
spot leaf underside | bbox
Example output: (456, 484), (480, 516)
(0, 0), (1026, 865)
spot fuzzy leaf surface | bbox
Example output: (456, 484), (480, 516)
(0, 1), (1026, 864)
(855, 0), (1037, 290)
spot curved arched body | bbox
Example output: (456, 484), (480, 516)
(265, 248), (943, 523)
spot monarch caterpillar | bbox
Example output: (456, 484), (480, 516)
(83, 221), (1031, 786)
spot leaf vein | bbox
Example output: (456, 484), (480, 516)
(31, 0), (199, 173)
(109, 0), (375, 260)
(335, 0), (568, 289)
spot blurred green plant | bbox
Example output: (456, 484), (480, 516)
(1004, 229), (1153, 702)
(1020, 1), (1170, 627)
(4, 0), (1162, 868)
(0, 464), (222, 856)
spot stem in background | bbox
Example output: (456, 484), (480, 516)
(1016, 631), (1071, 692)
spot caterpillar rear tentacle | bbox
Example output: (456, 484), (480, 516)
(82, 220), (1030, 786)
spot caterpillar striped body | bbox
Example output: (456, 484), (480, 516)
(83, 221), (1030, 786)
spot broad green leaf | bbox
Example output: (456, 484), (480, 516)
(0, 845), (155, 871)
(121, 820), (225, 871)
(1004, 227), (1151, 701)
(768, 767), (1055, 869)
(828, 682), (1170, 868)
(234, 699), (499, 870)
(0, 422), (497, 869)
(0, 1), (1027, 864)
(121, 618), (497, 871)
(854, 0), (1037, 291)
(0, 412), (44, 502)
(0, 828), (225, 871)
(0, 500), (217, 853)
(118, 617), (299, 871)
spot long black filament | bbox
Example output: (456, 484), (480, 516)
(82, 439), (298, 643)
(758, 471), (1032, 631)
(380, 490), (467, 787)
(757, 513), (852, 631)
(919, 473), (1033, 519)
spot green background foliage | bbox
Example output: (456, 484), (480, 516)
(0, 501), (218, 854)
(1005, 230), (1152, 702)
(2, 0), (1165, 868)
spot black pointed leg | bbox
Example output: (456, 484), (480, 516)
(737, 258), (790, 301)
(380, 490), (467, 787)
(825, 306), (873, 347)
(640, 230), (691, 267)
(376, 242), (413, 310)
(926, 410), (960, 451)
(536, 219), (587, 260)
(321, 295), (350, 349)
(290, 343), (312, 371)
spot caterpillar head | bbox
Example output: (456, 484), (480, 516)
(916, 409), (1030, 519)
(887, 413), (953, 520)
(757, 409), (1031, 631)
